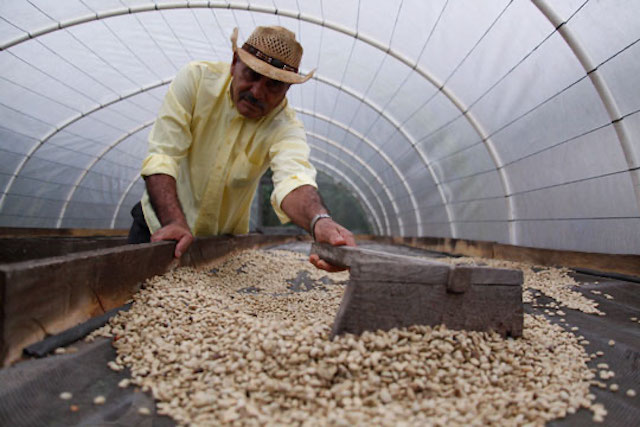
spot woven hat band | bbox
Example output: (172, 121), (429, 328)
(242, 43), (298, 73)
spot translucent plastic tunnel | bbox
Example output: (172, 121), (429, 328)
(1, 0), (639, 254)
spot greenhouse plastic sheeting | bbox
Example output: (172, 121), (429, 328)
(0, 0), (639, 254)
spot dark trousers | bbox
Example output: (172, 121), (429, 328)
(127, 202), (151, 244)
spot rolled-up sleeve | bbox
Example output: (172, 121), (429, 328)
(268, 117), (317, 223)
(141, 63), (199, 179)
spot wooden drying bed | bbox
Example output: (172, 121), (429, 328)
(0, 239), (638, 426)
(0, 234), (304, 366)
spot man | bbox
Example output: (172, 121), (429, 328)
(128, 25), (355, 271)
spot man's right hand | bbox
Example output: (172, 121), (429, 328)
(309, 218), (356, 272)
(145, 174), (193, 259)
(150, 221), (194, 259)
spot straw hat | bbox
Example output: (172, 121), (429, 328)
(230, 26), (314, 84)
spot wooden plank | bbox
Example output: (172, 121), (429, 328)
(311, 243), (410, 268)
(356, 235), (640, 278)
(492, 243), (640, 279)
(331, 280), (523, 338)
(0, 227), (127, 238)
(351, 259), (451, 285)
(462, 264), (523, 286)
(185, 234), (305, 268)
(0, 237), (128, 263)
(0, 234), (303, 366)
(311, 243), (522, 287)
(399, 236), (496, 259)
(311, 243), (523, 338)
(311, 243), (450, 283)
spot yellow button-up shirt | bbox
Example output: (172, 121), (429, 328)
(140, 61), (317, 236)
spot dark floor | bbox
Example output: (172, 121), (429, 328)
(0, 241), (638, 426)
(544, 271), (640, 426)
(0, 337), (173, 427)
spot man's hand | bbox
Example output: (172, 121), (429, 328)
(309, 218), (356, 272)
(150, 221), (194, 259)
(145, 174), (193, 258)
(280, 184), (357, 272)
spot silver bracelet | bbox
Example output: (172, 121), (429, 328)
(309, 213), (331, 241)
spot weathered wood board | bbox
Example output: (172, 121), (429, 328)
(360, 235), (640, 279)
(311, 243), (523, 338)
(0, 227), (127, 238)
(0, 237), (128, 263)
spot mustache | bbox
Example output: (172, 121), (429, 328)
(239, 92), (266, 110)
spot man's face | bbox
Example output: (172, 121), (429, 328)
(230, 53), (291, 119)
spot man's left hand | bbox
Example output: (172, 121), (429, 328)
(309, 218), (356, 272)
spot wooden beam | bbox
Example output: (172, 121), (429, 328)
(356, 235), (640, 278)
(0, 237), (128, 263)
(311, 243), (523, 338)
(0, 227), (128, 238)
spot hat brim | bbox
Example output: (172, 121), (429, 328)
(231, 28), (313, 85)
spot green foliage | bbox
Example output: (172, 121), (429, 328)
(259, 169), (372, 234)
